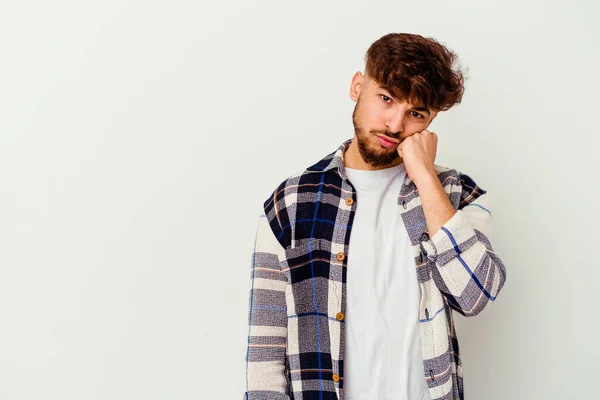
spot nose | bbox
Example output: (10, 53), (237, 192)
(385, 111), (405, 135)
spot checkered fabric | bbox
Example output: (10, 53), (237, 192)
(245, 138), (507, 400)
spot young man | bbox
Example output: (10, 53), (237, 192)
(244, 33), (507, 400)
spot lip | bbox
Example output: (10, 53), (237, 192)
(376, 134), (399, 148)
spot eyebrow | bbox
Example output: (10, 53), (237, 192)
(379, 87), (431, 116)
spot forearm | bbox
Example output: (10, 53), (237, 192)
(414, 170), (457, 237)
(415, 170), (507, 316)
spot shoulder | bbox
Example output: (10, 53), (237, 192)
(259, 168), (313, 247)
(263, 167), (315, 202)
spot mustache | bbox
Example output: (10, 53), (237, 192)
(370, 129), (401, 141)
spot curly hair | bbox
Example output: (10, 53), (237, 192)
(364, 33), (467, 112)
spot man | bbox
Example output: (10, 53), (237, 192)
(244, 33), (507, 400)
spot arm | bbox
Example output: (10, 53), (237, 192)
(417, 171), (507, 317)
(244, 213), (290, 399)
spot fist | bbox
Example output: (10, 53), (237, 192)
(397, 129), (438, 182)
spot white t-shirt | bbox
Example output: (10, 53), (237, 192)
(343, 163), (431, 400)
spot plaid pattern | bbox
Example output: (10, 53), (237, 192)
(245, 138), (507, 400)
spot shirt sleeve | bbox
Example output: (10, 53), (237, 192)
(244, 212), (290, 399)
(420, 174), (507, 317)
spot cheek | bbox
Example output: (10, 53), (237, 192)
(405, 120), (428, 132)
(356, 110), (374, 131)
(362, 107), (386, 130)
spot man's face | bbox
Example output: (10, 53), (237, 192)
(351, 74), (437, 168)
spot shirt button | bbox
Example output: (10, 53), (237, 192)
(332, 373), (340, 382)
(345, 197), (354, 206)
(336, 252), (345, 261)
(336, 312), (345, 321)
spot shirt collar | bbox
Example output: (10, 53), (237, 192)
(305, 138), (413, 185)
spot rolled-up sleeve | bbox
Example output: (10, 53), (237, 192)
(421, 179), (507, 317)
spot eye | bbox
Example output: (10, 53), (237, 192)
(410, 111), (425, 119)
(380, 94), (392, 103)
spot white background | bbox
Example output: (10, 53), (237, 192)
(1, 0), (598, 399)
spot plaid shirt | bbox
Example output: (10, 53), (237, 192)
(245, 138), (507, 400)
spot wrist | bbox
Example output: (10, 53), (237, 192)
(412, 167), (438, 187)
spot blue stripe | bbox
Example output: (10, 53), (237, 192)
(441, 226), (496, 301)
(464, 203), (491, 216)
(309, 173), (325, 398)
(419, 305), (446, 322)
(405, 220), (427, 231)
(441, 226), (462, 255)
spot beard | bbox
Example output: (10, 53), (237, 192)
(351, 99), (401, 168)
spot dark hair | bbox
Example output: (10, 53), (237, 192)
(364, 33), (466, 112)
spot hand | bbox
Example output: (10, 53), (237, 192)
(397, 129), (438, 184)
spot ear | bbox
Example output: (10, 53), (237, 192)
(349, 71), (364, 102)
